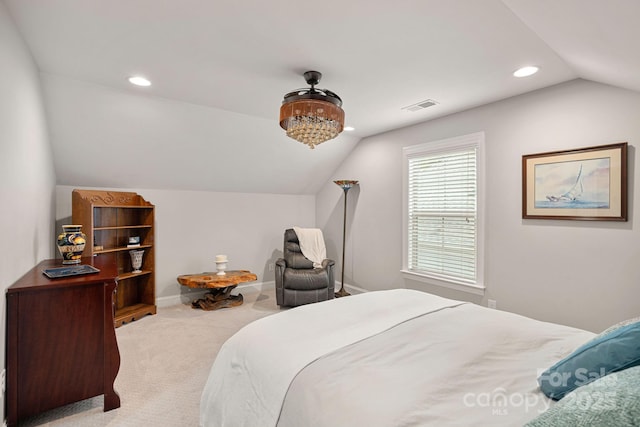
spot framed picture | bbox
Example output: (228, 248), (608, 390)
(522, 142), (628, 221)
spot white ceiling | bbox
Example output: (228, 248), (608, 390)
(4, 0), (640, 194)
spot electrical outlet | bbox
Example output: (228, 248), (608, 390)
(488, 299), (497, 309)
(268, 264), (274, 272)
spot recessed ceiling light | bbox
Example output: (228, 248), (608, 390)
(128, 76), (151, 87)
(344, 126), (355, 132)
(513, 66), (539, 78)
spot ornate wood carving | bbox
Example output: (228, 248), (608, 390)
(73, 189), (152, 206)
(177, 270), (257, 311)
(177, 270), (257, 288)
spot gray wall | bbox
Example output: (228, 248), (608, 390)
(56, 186), (316, 305)
(318, 79), (640, 333)
(0, 2), (56, 421)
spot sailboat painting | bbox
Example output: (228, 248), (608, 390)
(523, 142), (627, 221)
(534, 158), (610, 209)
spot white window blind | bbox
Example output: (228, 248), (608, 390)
(405, 136), (481, 286)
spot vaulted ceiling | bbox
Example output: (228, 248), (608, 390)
(5, 0), (640, 194)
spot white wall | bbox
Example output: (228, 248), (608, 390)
(317, 79), (640, 333)
(0, 2), (56, 421)
(41, 73), (361, 195)
(56, 186), (315, 304)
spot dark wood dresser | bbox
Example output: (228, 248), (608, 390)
(5, 256), (121, 426)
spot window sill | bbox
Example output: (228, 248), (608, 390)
(400, 270), (485, 296)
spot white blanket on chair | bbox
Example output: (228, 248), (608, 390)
(292, 226), (326, 268)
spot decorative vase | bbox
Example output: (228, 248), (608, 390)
(56, 225), (87, 264)
(215, 254), (228, 276)
(216, 262), (228, 276)
(129, 249), (145, 273)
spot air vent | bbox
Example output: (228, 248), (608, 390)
(401, 99), (439, 112)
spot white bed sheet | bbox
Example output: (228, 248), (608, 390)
(200, 290), (465, 427)
(200, 290), (593, 427)
(278, 302), (593, 426)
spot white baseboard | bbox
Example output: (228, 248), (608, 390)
(156, 289), (203, 308)
(157, 280), (367, 308)
(338, 282), (368, 295)
(156, 280), (276, 308)
(236, 280), (276, 294)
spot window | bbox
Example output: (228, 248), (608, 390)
(402, 132), (485, 295)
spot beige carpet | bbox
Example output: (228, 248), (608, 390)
(20, 286), (282, 427)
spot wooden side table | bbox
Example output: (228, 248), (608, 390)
(6, 256), (120, 426)
(177, 270), (257, 310)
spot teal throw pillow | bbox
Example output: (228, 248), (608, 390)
(601, 316), (640, 335)
(538, 320), (640, 400)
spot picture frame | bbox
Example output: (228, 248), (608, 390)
(522, 142), (628, 221)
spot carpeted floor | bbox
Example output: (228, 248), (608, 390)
(20, 286), (282, 427)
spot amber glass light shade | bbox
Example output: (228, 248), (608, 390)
(279, 71), (345, 149)
(280, 100), (344, 149)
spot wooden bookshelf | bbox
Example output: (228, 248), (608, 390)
(72, 189), (157, 327)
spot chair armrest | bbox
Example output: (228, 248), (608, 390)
(276, 258), (286, 268)
(321, 259), (335, 269)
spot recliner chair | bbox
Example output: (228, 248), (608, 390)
(275, 228), (335, 307)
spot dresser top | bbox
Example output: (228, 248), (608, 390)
(8, 256), (118, 293)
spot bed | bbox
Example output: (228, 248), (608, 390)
(199, 289), (639, 426)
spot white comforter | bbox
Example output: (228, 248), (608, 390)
(200, 290), (593, 427)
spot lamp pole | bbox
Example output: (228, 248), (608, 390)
(334, 180), (358, 298)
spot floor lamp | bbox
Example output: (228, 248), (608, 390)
(334, 180), (358, 298)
